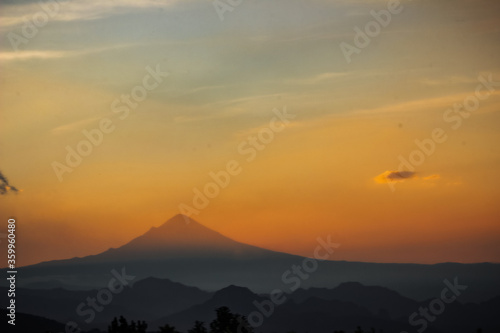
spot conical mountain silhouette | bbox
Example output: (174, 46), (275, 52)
(127, 214), (231, 247)
(119, 214), (243, 250)
(100, 214), (280, 260)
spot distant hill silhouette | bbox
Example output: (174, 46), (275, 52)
(2, 279), (499, 333)
(0, 308), (65, 333)
(154, 284), (435, 333)
(4, 214), (500, 303)
(0, 276), (211, 330)
(290, 281), (418, 319)
(153, 285), (267, 330)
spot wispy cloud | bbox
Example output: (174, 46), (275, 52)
(0, 43), (139, 62)
(50, 116), (104, 135)
(0, 50), (69, 61)
(420, 76), (480, 86)
(423, 174), (440, 180)
(286, 72), (351, 85)
(0, 0), (181, 29)
(210, 93), (287, 108)
(173, 106), (249, 124)
(354, 90), (500, 116)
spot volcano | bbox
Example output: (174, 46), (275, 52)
(9, 214), (500, 303)
(96, 214), (281, 260)
(17, 214), (301, 292)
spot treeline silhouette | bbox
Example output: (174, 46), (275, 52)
(105, 306), (253, 333)
(91, 307), (485, 333)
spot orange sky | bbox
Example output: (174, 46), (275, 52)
(1, 0), (500, 267)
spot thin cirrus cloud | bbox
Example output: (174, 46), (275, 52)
(0, 0), (181, 28)
(353, 89), (500, 116)
(285, 72), (352, 86)
(0, 43), (141, 62)
(49, 116), (105, 136)
(0, 50), (69, 61)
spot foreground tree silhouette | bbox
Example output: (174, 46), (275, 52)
(189, 320), (208, 333)
(210, 307), (235, 333)
(354, 327), (364, 333)
(209, 306), (253, 333)
(158, 323), (181, 333)
(351, 327), (378, 333)
(108, 316), (147, 333)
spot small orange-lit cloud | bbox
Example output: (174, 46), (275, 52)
(423, 174), (441, 181)
(374, 170), (416, 184)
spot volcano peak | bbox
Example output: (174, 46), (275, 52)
(109, 214), (244, 258)
(160, 214), (197, 227)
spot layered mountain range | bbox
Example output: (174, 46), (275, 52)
(1, 214), (500, 332)
(2, 277), (499, 333)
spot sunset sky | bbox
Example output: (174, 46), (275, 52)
(1, 0), (499, 267)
